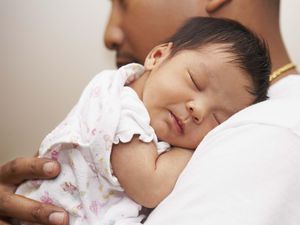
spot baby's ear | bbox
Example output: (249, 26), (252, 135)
(144, 42), (173, 70)
(206, 0), (231, 14)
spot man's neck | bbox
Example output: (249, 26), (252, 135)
(218, 1), (297, 76)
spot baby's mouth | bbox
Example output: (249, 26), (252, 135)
(169, 111), (184, 135)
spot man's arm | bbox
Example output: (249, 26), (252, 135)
(111, 136), (193, 208)
(0, 157), (69, 225)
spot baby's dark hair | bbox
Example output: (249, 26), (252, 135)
(167, 17), (271, 103)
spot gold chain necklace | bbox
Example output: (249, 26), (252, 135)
(269, 62), (296, 82)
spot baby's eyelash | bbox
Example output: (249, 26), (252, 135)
(189, 73), (201, 91)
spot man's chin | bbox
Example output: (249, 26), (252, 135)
(116, 61), (128, 68)
(116, 53), (141, 68)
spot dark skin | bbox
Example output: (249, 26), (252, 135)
(0, 158), (68, 225)
(0, 0), (298, 224)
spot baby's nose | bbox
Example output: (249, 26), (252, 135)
(188, 105), (203, 125)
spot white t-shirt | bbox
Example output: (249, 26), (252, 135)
(144, 74), (300, 225)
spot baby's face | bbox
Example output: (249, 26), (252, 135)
(142, 44), (255, 149)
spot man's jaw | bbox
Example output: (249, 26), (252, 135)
(116, 52), (141, 68)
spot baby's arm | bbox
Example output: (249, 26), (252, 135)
(111, 136), (193, 208)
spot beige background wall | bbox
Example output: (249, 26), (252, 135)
(0, 0), (300, 164)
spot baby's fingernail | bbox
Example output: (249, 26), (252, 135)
(49, 212), (66, 225)
(43, 162), (58, 175)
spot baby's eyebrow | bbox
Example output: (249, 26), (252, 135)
(190, 62), (211, 88)
(198, 62), (213, 77)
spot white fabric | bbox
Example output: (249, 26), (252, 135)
(144, 74), (300, 225)
(16, 63), (169, 225)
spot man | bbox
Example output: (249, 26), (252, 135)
(0, 0), (299, 224)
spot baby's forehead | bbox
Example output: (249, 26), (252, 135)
(192, 43), (236, 57)
(197, 43), (249, 73)
(179, 43), (240, 70)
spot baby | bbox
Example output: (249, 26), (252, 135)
(16, 17), (271, 225)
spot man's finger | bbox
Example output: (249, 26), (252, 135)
(0, 157), (60, 185)
(0, 192), (68, 225)
(0, 218), (11, 225)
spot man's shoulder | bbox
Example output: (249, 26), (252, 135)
(200, 81), (300, 150)
(214, 74), (300, 137)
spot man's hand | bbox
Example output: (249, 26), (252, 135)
(0, 157), (69, 225)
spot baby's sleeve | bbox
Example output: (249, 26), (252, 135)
(38, 69), (124, 188)
(113, 86), (170, 154)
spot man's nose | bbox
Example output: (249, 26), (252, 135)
(104, 26), (124, 50)
(104, 9), (124, 50)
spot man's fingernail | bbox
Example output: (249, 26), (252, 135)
(49, 212), (66, 225)
(43, 162), (57, 175)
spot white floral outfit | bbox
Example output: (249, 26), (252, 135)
(16, 63), (169, 225)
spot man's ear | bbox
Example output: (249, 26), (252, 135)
(205, 0), (231, 14)
(144, 42), (173, 70)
